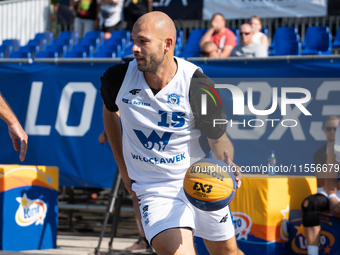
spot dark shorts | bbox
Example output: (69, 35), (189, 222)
(103, 22), (121, 33)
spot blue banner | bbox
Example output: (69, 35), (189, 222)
(0, 62), (118, 188)
(192, 58), (340, 176)
(0, 58), (339, 187)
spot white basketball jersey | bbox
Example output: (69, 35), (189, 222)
(116, 57), (206, 189)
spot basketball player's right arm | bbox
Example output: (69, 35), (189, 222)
(103, 106), (135, 196)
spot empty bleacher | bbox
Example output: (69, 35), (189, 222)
(1, 24), (340, 59)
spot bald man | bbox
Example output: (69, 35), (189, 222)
(230, 23), (268, 58)
(100, 11), (242, 255)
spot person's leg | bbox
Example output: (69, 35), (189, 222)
(83, 19), (95, 38)
(73, 17), (83, 38)
(136, 185), (196, 254)
(151, 227), (196, 255)
(301, 193), (329, 255)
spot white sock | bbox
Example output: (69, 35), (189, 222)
(307, 245), (318, 255)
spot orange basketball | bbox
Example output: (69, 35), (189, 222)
(183, 158), (236, 211)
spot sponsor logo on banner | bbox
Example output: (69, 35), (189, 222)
(290, 222), (335, 254)
(15, 193), (47, 227)
(232, 212), (252, 240)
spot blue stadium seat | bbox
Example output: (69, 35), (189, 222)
(0, 52), (3, 58)
(229, 28), (240, 45)
(269, 33), (300, 55)
(72, 44), (94, 57)
(80, 37), (100, 51)
(2, 39), (20, 51)
(174, 44), (181, 57)
(110, 30), (130, 46)
(301, 25), (330, 49)
(36, 51), (58, 58)
(302, 31), (332, 55)
(122, 42), (134, 57)
(186, 29), (207, 48)
(19, 45), (40, 58)
(271, 40), (301, 56)
(65, 51), (87, 58)
(181, 29), (207, 58)
(28, 38), (47, 51)
(10, 51), (32, 58)
(59, 31), (79, 45)
(99, 44), (121, 57)
(180, 48), (201, 59)
(269, 26), (299, 51)
(104, 37), (126, 53)
(53, 37), (74, 51)
(84, 30), (104, 46)
(176, 29), (184, 49)
(35, 32), (53, 45)
(332, 26), (340, 48)
(46, 44), (67, 57)
(0, 45), (13, 58)
(93, 50), (116, 58)
(261, 27), (268, 37)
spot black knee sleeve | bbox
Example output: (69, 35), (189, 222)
(301, 195), (320, 227)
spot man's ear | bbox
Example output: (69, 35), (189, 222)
(164, 37), (173, 53)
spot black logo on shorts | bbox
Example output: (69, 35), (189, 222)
(129, 89), (141, 95)
(220, 213), (229, 223)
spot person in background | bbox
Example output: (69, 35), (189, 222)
(0, 93), (27, 162)
(248, 15), (269, 50)
(57, 0), (75, 31)
(314, 116), (339, 191)
(123, 0), (153, 32)
(200, 41), (219, 58)
(199, 13), (236, 58)
(98, 0), (124, 40)
(70, 0), (100, 38)
(230, 23), (267, 58)
(98, 130), (152, 251)
(301, 116), (340, 255)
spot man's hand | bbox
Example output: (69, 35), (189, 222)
(8, 122), (28, 162)
(98, 131), (108, 144)
(224, 150), (241, 189)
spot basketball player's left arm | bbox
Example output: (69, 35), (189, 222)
(208, 133), (242, 189)
(208, 133), (234, 161)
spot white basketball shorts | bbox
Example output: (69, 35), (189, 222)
(134, 180), (235, 244)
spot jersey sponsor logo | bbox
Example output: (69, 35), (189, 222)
(168, 93), (180, 105)
(122, 98), (150, 106)
(133, 130), (173, 151)
(129, 89), (141, 95)
(15, 193), (47, 227)
(131, 152), (186, 164)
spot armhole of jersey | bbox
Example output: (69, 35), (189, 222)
(112, 62), (129, 92)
